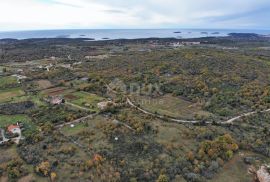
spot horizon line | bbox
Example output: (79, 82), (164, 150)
(1, 27), (270, 33)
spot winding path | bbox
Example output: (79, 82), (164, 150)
(112, 119), (136, 131)
(127, 97), (209, 124)
(221, 108), (270, 124)
(65, 101), (92, 111)
(55, 114), (96, 129)
(107, 83), (270, 125)
(127, 97), (270, 125)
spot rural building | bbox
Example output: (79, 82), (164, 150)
(85, 54), (109, 60)
(171, 42), (183, 47)
(12, 74), (27, 80)
(47, 96), (64, 105)
(97, 101), (114, 110)
(50, 56), (56, 61)
(73, 61), (82, 65)
(45, 63), (53, 71)
(7, 124), (20, 134)
(80, 77), (89, 81)
(60, 64), (71, 69)
(182, 41), (201, 45)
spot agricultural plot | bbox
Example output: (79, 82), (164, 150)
(132, 94), (212, 120)
(60, 115), (105, 136)
(0, 88), (25, 103)
(0, 114), (32, 128)
(35, 79), (53, 90)
(64, 80), (91, 90)
(8, 95), (46, 106)
(40, 87), (74, 97)
(0, 76), (18, 88)
(64, 91), (105, 112)
(61, 122), (87, 136)
(75, 83), (92, 90)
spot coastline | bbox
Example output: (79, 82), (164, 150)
(0, 29), (269, 41)
(0, 33), (268, 44)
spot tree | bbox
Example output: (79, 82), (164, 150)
(50, 172), (57, 181)
(225, 150), (233, 160)
(156, 174), (169, 182)
(6, 158), (27, 180)
(187, 151), (194, 161)
(130, 177), (138, 182)
(36, 161), (51, 176)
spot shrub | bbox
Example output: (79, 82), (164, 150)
(6, 158), (28, 180)
(50, 172), (57, 181)
(198, 134), (238, 161)
(35, 161), (51, 176)
(156, 174), (169, 182)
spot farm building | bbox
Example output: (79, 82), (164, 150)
(7, 124), (20, 134)
(47, 96), (64, 105)
(97, 101), (115, 110)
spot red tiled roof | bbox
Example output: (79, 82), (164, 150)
(7, 125), (19, 132)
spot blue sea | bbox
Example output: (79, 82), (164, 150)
(0, 29), (269, 40)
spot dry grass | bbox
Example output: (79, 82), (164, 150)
(209, 152), (257, 182)
(41, 87), (74, 96)
(0, 88), (25, 103)
(133, 94), (212, 120)
(36, 79), (53, 89)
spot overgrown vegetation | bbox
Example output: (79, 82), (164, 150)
(0, 36), (270, 181)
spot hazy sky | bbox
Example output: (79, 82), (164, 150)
(1, 0), (270, 31)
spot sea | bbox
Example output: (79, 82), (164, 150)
(0, 29), (269, 40)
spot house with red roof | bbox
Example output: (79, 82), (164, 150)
(7, 124), (20, 134)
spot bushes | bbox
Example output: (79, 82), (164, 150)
(187, 151), (195, 161)
(0, 101), (35, 115)
(198, 134), (238, 161)
(3, 158), (28, 180)
(35, 161), (51, 176)
(59, 146), (77, 156)
(229, 112), (270, 157)
(225, 150), (233, 160)
(204, 93), (242, 116)
(263, 96), (270, 103)
(31, 106), (87, 125)
(183, 134), (238, 180)
(81, 154), (105, 171)
(156, 174), (169, 182)
(50, 172), (57, 181)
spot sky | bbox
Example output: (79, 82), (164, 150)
(1, 0), (270, 31)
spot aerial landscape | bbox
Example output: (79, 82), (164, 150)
(1, 0), (270, 182)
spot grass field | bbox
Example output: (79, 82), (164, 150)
(60, 115), (111, 151)
(60, 115), (105, 135)
(0, 114), (32, 128)
(0, 76), (18, 88)
(209, 152), (262, 182)
(132, 94), (212, 120)
(0, 88), (25, 103)
(9, 95), (46, 106)
(61, 123), (86, 136)
(35, 79), (53, 89)
(65, 91), (105, 112)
